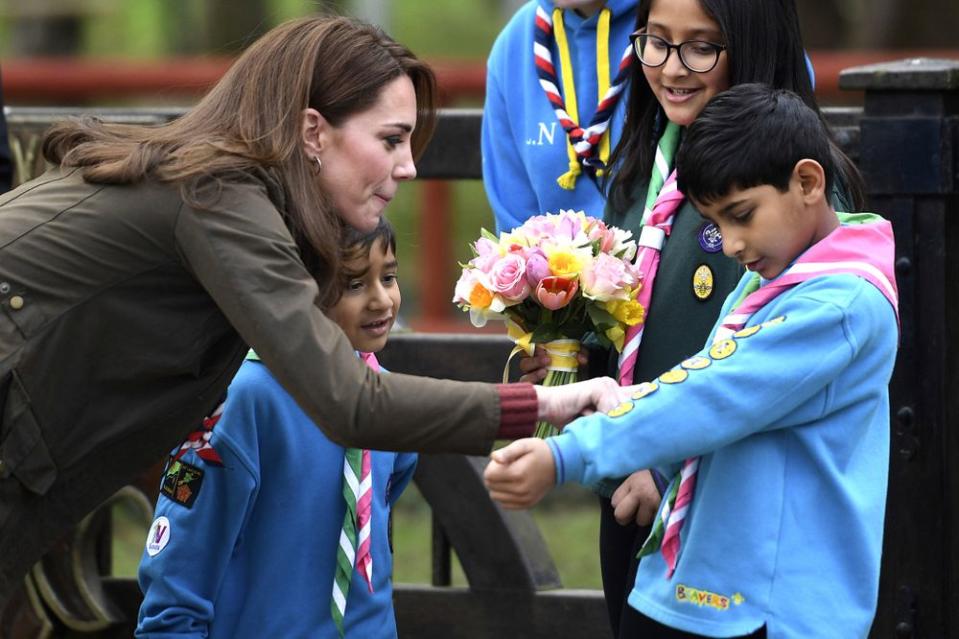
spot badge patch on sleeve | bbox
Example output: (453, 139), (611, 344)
(709, 339), (738, 360)
(631, 382), (659, 400)
(681, 356), (711, 371)
(146, 516), (171, 557)
(607, 401), (635, 418)
(733, 325), (762, 339)
(160, 457), (205, 509)
(658, 369), (689, 384)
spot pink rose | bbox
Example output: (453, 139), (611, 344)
(489, 254), (530, 301)
(581, 253), (636, 301)
(470, 237), (500, 272)
(587, 220), (616, 254)
(535, 276), (578, 310)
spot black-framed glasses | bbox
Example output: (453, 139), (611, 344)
(629, 32), (727, 73)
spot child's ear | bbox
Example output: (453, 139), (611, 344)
(301, 107), (331, 158)
(794, 159), (826, 204)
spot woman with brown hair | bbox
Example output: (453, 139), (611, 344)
(0, 15), (622, 604)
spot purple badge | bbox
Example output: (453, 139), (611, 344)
(698, 222), (723, 253)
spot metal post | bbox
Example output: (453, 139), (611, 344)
(840, 57), (959, 639)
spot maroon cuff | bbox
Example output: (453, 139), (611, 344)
(495, 383), (538, 440)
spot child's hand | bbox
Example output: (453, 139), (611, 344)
(483, 438), (555, 509)
(535, 376), (628, 427)
(610, 470), (661, 527)
(518, 345), (589, 383)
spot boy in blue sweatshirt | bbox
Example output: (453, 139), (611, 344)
(484, 83), (899, 639)
(137, 219), (414, 639)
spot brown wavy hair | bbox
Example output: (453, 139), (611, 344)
(42, 15), (436, 296)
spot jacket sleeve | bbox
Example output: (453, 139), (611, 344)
(136, 435), (257, 637)
(481, 48), (540, 234)
(387, 452), (418, 507)
(173, 179), (534, 454)
(549, 277), (894, 487)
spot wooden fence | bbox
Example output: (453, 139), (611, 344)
(1, 57), (957, 638)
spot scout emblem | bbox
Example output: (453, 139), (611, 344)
(681, 356), (711, 370)
(734, 325), (762, 339)
(145, 516), (171, 557)
(692, 264), (714, 301)
(631, 381), (659, 400)
(658, 369), (689, 384)
(709, 339), (737, 360)
(607, 401), (635, 417)
(160, 458), (205, 509)
(698, 222), (723, 253)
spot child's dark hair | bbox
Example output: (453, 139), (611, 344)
(675, 83), (835, 205)
(318, 217), (397, 310)
(604, 0), (864, 211)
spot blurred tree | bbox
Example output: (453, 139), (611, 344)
(799, 0), (959, 49)
(860, 0), (959, 48)
(205, 0), (269, 53)
(797, 0), (848, 49)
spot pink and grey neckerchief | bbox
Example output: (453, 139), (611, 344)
(640, 216), (900, 578)
(331, 351), (380, 637)
(533, 4), (632, 189)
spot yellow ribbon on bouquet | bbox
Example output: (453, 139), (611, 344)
(503, 319), (580, 383)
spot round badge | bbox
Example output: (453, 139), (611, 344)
(631, 382), (659, 400)
(698, 222), (723, 253)
(692, 264), (714, 301)
(681, 356), (711, 370)
(763, 315), (787, 327)
(146, 516), (171, 557)
(607, 401), (635, 418)
(709, 339), (738, 360)
(658, 369), (689, 384)
(733, 325), (762, 339)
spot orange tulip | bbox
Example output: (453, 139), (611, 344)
(536, 276), (579, 310)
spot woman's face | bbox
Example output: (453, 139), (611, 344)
(314, 75), (418, 232)
(641, 0), (730, 127)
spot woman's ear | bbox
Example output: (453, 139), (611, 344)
(302, 107), (330, 158)
(794, 158), (826, 204)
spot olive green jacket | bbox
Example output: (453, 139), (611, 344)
(0, 168), (503, 601)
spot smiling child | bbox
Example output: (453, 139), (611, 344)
(136, 218), (416, 639)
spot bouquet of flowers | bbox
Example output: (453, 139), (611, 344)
(453, 210), (645, 437)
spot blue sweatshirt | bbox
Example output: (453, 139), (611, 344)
(482, 0), (638, 232)
(136, 359), (417, 639)
(549, 230), (898, 638)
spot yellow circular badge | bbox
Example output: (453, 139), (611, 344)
(733, 325), (762, 339)
(631, 382), (659, 400)
(692, 264), (714, 301)
(681, 356), (711, 370)
(607, 401), (635, 418)
(709, 339), (738, 360)
(762, 315), (786, 327)
(658, 369), (689, 384)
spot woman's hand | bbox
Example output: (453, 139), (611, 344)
(518, 345), (589, 383)
(534, 376), (628, 427)
(610, 470), (661, 527)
